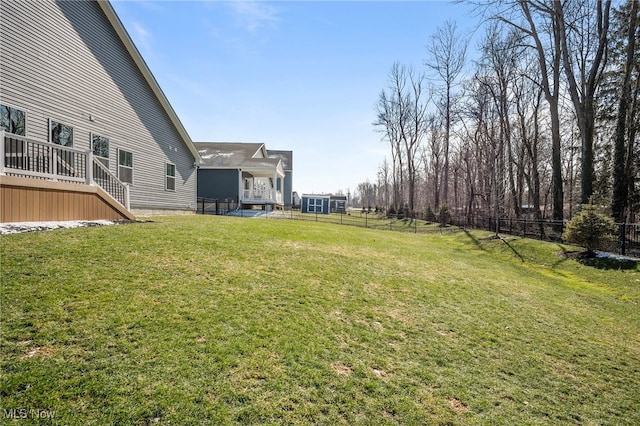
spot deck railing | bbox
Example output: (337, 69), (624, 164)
(243, 189), (283, 204)
(1, 131), (129, 209)
(90, 154), (129, 209)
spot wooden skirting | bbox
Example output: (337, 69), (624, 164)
(0, 175), (135, 223)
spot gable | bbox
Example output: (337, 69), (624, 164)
(0, 0), (200, 211)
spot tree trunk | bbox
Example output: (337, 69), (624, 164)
(612, 0), (638, 221)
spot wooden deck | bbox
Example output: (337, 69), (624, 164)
(0, 175), (135, 223)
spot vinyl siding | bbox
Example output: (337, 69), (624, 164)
(0, 0), (197, 211)
(283, 171), (293, 207)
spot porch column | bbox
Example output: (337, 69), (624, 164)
(238, 168), (243, 204)
(273, 172), (277, 202)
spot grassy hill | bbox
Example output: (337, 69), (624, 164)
(1, 215), (638, 424)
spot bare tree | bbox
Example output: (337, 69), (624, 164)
(495, 1), (565, 221)
(426, 20), (467, 207)
(374, 63), (429, 211)
(612, 0), (639, 221)
(553, 0), (612, 204)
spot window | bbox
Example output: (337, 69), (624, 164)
(1, 104), (26, 136)
(308, 198), (324, 213)
(49, 119), (73, 147)
(166, 163), (176, 191)
(118, 149), (133, 184)
(91, 134), (110, 167)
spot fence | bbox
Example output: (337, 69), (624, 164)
(195, 202), (639, 257)
(196, 197), (239, 216)
(450, 214), (640, 257)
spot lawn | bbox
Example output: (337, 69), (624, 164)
(1, 215), (638, 425)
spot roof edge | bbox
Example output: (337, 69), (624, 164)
(96, 0), (202, 163)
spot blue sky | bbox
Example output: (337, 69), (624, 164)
(111, 0), (478, 196)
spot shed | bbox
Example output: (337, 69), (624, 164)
(301, 194), (330, 214)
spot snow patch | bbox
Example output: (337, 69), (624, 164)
(595, 251), (639, 261)
(0, 220), (118, 235)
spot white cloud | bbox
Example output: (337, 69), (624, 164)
(227, 0), (279, 32)
(130, 21), (153, 52)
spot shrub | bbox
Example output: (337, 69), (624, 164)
(438, 204), (451, 227)
(562, 204), (617, 255)
(425, 205), (437, 222)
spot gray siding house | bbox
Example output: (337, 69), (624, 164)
(267, 150), (293, 209)
(0, 0), (200, 220)
(196, 142), (290, 210)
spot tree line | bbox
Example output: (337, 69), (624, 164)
(356, 0), (639, 224)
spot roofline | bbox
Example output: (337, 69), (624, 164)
(198, 165), (285, 177)
(96, 0), (202, 163)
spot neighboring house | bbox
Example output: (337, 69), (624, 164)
(301, 194), (330, 215)
(292, 191), (301, 209)
(330, 195), (348, 214)
(196, 142), (288, 210)
(267, 150), (293, 209)
(0, 0), (200, 222)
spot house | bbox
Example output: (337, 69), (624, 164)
(196, 142), (289, 210)
(267, 150), (293, 209)
(292, 191), (301, 209)
(0, 0), (200, 222)
(330, 195), (348, 214)
(301, 194), (331, 214)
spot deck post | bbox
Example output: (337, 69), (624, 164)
(0, 130), (5, 175)
(124, 183), (131, 210)
(52, 149), (58, 181)
(86, 150), (94, 185)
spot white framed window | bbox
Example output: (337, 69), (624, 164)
(91, 133), (110, 167)
(118, 148), (133, 184)
(166, 162), (176, 191)
(0, 104), (26, 136)
(308, 198), (324, 213)
(49, 119), (73, 147)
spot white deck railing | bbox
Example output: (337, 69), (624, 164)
(243, 189), (283, 204)
(1, 131), (129, 209)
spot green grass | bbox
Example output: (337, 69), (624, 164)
(1, 215), (638, 425)
(275, 209), (446, 233)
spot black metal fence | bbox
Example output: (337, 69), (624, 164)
(450, 214), (640, 257)
(196, 198), (239, 216)
(195, 201), (639, 257)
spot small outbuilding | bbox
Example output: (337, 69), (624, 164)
(301, 194), (330, 214)
(330, 195), (347, 213)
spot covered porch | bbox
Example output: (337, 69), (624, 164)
(240, 158), (285, 209)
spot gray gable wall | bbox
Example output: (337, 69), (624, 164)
(0, 0), (198, 212)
